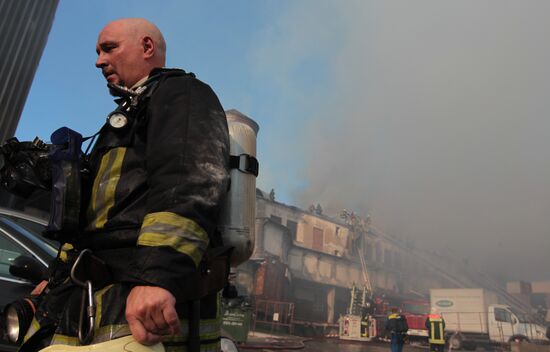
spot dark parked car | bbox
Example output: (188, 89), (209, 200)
(0, 208), (240, 352)
(0, 208), (57, 351)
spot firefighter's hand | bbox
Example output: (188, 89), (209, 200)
(126, 286), (181, 345)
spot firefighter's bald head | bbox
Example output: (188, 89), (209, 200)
(95, 18), (166, 88)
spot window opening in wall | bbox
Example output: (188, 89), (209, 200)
(270, 215), (282, 224)
(312, 227), (323, 251)
(286, 220), (298, 240)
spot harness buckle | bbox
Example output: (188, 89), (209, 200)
(230, 154), (259, 177)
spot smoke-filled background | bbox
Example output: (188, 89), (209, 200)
(17, 1), (550, 282)
(252, 1), (550, 281)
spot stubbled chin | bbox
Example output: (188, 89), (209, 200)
(106, 75), (119, 84)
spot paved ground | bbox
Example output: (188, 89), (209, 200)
(241, 332), (431, 351)
(239, 332), (513, 352)
(302, 339), (427, 352)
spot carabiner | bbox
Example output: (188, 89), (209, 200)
(70, 249), (96, 345)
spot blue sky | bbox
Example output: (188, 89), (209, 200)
(17, 1), (550, 280)
(18, 0), (325, 203)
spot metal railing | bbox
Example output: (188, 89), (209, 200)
(440, 311), (541, 344)
(252, 299), (295, 334)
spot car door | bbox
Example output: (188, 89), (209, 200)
(0, 216), (53, 351)
(490, 306), (515, 343)
(0, 227), (38, 311)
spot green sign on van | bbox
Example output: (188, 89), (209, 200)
(436, 300), (454, 308)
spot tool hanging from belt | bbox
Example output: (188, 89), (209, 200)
(66, 246), (231, 350)
(69, 249), (112, 345)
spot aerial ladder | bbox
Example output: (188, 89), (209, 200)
(339, 210), (377, 341)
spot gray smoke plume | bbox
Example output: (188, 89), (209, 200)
(253, 0), (550, 281)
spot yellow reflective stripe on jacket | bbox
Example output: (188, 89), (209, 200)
(23, 317), (41, 343)
(49, 318), (221, 347)
(49, 334), (80, 346)
(93, 284), (114, 331)
(59, 243), (74, 263)
(87, 147), (127, 229)
(137, 212), (209, 266)
(428, 318), (445, 344)
(162, 316), (221, 345)
(34, 290), (220, 348)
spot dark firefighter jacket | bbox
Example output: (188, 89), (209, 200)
(385, 313), (409, 335)
(425, 314), (446, 344)
(78, 67), (230, 298)
(21, 68), (230, 351)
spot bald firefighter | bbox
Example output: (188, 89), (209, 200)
(15, 18), (230, 352)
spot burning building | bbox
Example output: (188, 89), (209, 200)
(233, 189), (469, 335)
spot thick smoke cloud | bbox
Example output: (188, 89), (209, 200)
(253, 1), (550, 281)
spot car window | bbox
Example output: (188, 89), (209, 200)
(0, 231), (33, 280)
(0, 217), (57, 257)
(2, 215), (57, 249)
(494, 307), (512, 323)
(5, 215), (47, 237)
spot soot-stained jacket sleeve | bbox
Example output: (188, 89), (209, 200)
(132, 74), (230, 298)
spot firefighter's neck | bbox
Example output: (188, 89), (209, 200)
(130, 75), (149, 90)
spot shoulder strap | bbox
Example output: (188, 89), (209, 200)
(229, 154), (259, 177)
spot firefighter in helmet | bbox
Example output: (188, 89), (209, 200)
(426, 307), (446, 352)
(385, 307), (409, 352)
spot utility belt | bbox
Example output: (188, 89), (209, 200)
(60, 245), (232, 298)
(52, 245), (232, 346)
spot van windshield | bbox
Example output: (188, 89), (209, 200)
(402, 302), (430, 315)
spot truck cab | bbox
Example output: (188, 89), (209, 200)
(431, 288), (550, 350)
(401, 300), (429, 340)
(488, 304), (549, 344)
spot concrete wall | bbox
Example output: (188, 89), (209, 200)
(294, 212), (350, 257)
(263, 222), (286, 258)
(532, 281), (550, 294)
(288, 247), (362, 288)
(508, 281), (533, 294)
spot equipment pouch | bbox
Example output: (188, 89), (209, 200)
(44, 127), (84, 242)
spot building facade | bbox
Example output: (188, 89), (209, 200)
(233, 190), (463, 334)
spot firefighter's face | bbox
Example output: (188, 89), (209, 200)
(95, 21), (151, 88)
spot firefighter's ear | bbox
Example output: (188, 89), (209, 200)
(142, 36), (154, 58)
